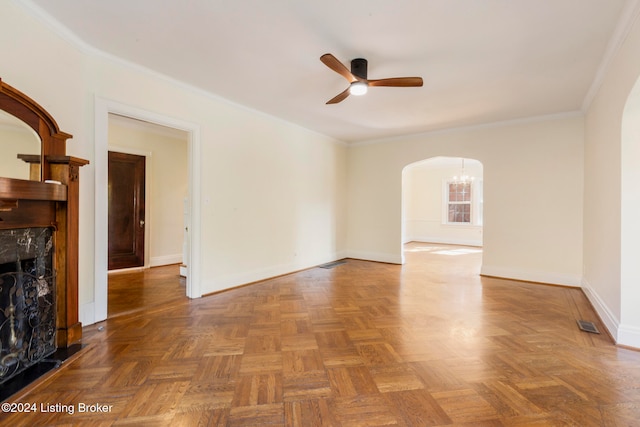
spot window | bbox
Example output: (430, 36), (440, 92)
(447, 181), (472, 223)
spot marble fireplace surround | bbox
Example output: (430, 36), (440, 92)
(0, 227), (56, 385)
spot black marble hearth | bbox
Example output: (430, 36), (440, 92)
(0, 344), (83, 401)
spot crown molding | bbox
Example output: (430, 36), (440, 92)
(12, 0), (101, 56)
(581, 0), (640, 111)
(350, 110), (583, 147)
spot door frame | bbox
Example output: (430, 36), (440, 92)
(93, 97), (202, 324)
(108, 146), (152, 270)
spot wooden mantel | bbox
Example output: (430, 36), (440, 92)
(0, 78), (88, 348)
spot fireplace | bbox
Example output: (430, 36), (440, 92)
(0, 227), (56, 385)
(0, 78), (88, 399)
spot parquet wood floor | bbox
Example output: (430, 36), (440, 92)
(108, 265), (187, 318)
(3, 243), (640, 426)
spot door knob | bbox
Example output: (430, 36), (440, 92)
(140, 220), (145, 227)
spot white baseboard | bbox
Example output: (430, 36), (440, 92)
(581, 278), (620, 340)
(618, 324), (640, 348)
(346, 250), (403, 264)
(150, 254), (182, 267)
(480, 265), (582, 287)
(80, 301), (96, 326)
(108, 266), (145, 275)
(581, 278), (620, 341)
(202, 252), (348, 295)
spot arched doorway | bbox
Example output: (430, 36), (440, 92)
(401, 156), (484, 263)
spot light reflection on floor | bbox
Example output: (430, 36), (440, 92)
(404, 244), (483, 256)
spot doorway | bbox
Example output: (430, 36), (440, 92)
(93, 97), (201, 325)
(401, 156), (484, 263)
(108, 151), (146, 270)
(105, 114), (189, 317)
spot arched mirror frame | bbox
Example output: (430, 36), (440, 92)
(0, 77), (71, 181)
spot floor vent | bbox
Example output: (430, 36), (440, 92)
(577, 320), (600, 334)
(319, 260), (347, 269)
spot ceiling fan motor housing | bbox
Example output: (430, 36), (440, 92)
(351, 58), (368, 79)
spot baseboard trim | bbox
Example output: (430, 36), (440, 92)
(79, 301), (95, 326)
(345, 250), (403, 265)
(150, 254), (182, 267)
(480, 265), (581, 287)
(580, 278), (620, 342)
(582, 280), (640, 349)
(202, 252), (348, 295)
(618, 324), (640, 349)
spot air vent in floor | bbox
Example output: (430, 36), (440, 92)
(577, 320), (600, 334)
(319, 260), (347, 269)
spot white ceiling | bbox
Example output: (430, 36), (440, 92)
(21, 0), (630, 143)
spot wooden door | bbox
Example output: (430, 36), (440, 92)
(108, 151), (145, 270)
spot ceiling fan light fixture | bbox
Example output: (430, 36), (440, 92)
(320, 54), (422, 104)
(349, 81), (368, 96)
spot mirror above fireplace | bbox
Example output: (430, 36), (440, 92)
(0, 78), (74, 183)
(0, 109), (41, 180)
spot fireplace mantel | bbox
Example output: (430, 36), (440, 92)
(0, 78), (88, 349)
(0, 177), (67, 201)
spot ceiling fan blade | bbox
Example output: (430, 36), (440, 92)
(320, 53), (357, 83)
(368, 77), (423, 87)
(326, 87), (351, 104)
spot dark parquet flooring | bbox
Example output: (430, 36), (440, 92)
(3, 243), (640, 426)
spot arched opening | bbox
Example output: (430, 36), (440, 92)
(401, 156), (484, 263)
(620, 75), (640, 346)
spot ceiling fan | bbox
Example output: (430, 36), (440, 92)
(320, 53), (423, 104)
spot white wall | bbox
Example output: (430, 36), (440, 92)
(348, 115), (584, 286)
(1, 1), (347, 325)
(583, 10), (640, 347)
(402, 158), (483, 246)
(108, 116), (188, 267)
(621, 81), (640, 346)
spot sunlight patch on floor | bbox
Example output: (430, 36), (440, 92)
(404, 245), (483, 256)
(434, 248), (483, 256)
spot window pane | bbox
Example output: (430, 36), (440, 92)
(448, 205), (457, 222)
(462, 183), (471, 201)
(448, 203), (471, 223)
